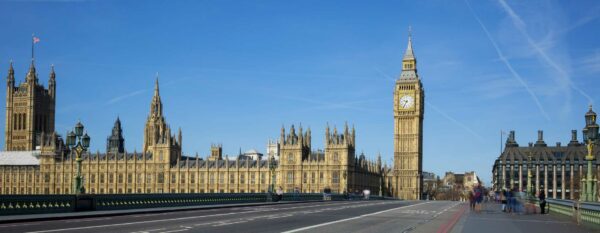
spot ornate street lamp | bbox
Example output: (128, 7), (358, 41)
(268, 155), (276, 193)
(527, 145), (534, 198)
(580, 106), (598, 202)
(67, 121), (90, 195)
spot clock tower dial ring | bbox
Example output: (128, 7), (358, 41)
(399, 95), (414, 109)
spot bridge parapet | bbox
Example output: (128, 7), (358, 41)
(546, 199), (600, 225)
(0, 193), (392, 216)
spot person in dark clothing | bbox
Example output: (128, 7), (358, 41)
(539, 191), (546, 214)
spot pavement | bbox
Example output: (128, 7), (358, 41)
(451, 201), (600, 233)
(0, 200), (596, 233)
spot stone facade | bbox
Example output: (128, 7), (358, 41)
(392, 34), (425, 200)
(0, 64), (383, 195)
(4, 61), (55, 151)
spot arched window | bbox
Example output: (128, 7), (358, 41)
(333, 152), (339, 163)
(287, 153), (294, 163)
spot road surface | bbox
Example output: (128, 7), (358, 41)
(0, 201), (464, 233)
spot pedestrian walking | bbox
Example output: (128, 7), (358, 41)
(468, 191), (475, 211)
(539, 191), (546, 214)
(276, 186), (284, 202)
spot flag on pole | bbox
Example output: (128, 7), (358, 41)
(33, 36), (40, 44)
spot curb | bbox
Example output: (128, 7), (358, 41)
(0, 200), (324, 224)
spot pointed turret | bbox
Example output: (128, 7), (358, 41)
(49, 64), (56, 98)
(178, 127), (182, 148)
(399, 26), (419, 81)
(325, 123), (330, 144)
(26, 59), (37, 83)
(7, 60), (14, 87)
(403, 27), (415, 61)
(107, 117), (125, 154)
(280, 125), (285, 145)
(150, 74), (163, 118)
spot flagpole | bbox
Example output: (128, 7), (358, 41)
(31, 33), (34, 61)
(500, 130), (503, 155)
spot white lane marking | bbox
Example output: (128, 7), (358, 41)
(64, 217), (112, 223)
(157, 229), (188, 233)
(25, 201), (377, 233)
(0, 223), (41, 228)
(212, 220), (249, 226)
(281, 202), (429, 233)
(130, 228), (166, 233)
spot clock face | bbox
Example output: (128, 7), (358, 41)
(399, 95), (414, 109)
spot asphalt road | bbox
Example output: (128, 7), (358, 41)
(0, 201), (464, 233)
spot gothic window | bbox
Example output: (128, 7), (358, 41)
(146, 174), (152, 183)
(157, 173), (164, 183)
(128, 174), (133, 183)
(333, 152), (339, 163)
(180, 173), (186, 183)
(219, 173), (224, 184)
(137, 174), (142, 184)
(230, 174), (235, 184)
(311, 172), (316, 183)
(332, 171), (339, 184)
(240, 174), (246, 184)
(260, 173), (265, 184)
(91, 174), (96, 183)
(319, 172), (324, 183)
(100, 174), (105, 183)
(287, 172), (294, 184)
(159, 151), (164, 161)
(303, 172), (307, 184)
(209, 173), (215, 184)
(287, 153), (294, 163)
(118, 174), (123, 183)
(171, 174), (177, 183)
(190, 174), (196, 184)
(250, 173), (255, 184)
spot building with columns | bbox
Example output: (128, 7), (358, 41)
(492, 109), (600, 200)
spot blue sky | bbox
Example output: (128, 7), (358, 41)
(1, 0), (599, 184)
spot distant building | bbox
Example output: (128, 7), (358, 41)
(266, 139), (279, 160)
(238, 149), (263, 160)
(422, 171), (438, 200)
(492, 107), (600, 200)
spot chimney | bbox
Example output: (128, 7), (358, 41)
(569, 130), (580, 146)
(506, 130), (519, 147)
(535, 130), (547, 147)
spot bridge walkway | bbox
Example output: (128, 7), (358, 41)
(450, 201), (599, 233)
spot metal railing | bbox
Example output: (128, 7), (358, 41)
(0, 193), (393, 216)
(0, 195), (76, 215)
(546, 199), (600, 225)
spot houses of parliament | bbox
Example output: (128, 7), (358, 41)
(0, 35), (424, 200)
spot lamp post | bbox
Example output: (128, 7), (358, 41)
(66, 121), (91, 195)
(527, 147), (534, 198)
(268, 155), (276, 194)
(581, 106), (598, 202)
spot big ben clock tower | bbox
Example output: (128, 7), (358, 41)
(393, 30), (424, 200)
